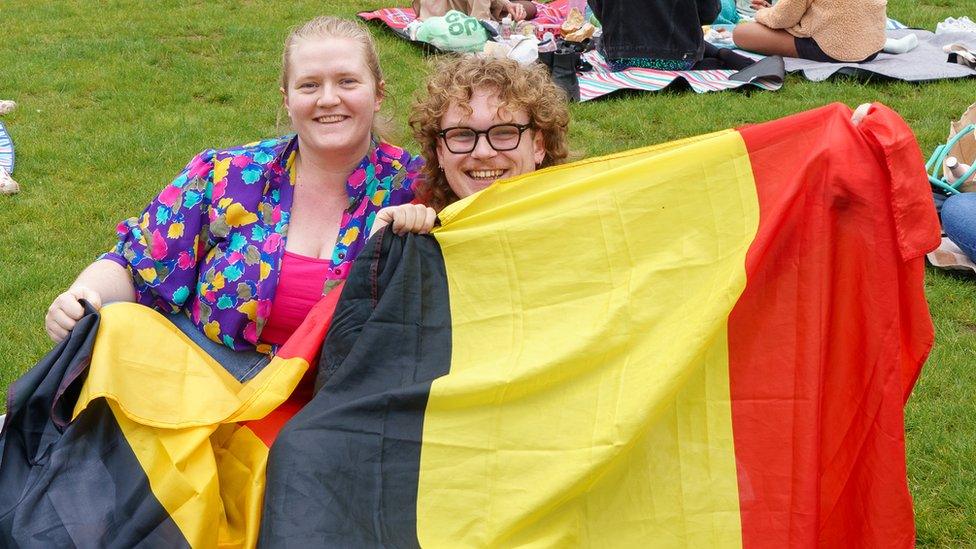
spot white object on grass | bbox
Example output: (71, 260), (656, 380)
(0, 166), (19, 195)
(944, 43), (976, 68)
(883, 34), (919, 54)
(705, 27), (735, 47)
(937, 16), (976, 34)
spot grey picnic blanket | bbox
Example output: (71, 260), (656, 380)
(784, 29), (976, 82)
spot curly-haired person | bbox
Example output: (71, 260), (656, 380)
(371, 55), (570, 235)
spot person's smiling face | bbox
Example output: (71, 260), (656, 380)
(436, 89), (545, 200)
(283, 37), (382, 158)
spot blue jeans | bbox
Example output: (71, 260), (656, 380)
(166, 311), (270, 383)
(941, 192), (976, 262)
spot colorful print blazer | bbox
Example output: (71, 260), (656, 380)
(102, 135), (422, 353)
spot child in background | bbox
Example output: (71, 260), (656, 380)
(732, 0), (885, 63)
(588, 0), (721, 71)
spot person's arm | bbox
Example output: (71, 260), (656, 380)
(45, 150), (218, 341)
(45, 260), (136, 342)
(491, 0), (526, 21)
(754, 0), (810, 29)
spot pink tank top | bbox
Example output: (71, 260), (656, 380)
(260, 251), (333, 346)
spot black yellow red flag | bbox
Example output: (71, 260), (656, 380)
(262, 103), (938, 548)
(0, 103), (938, 548)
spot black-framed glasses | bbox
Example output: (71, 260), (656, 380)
(437, 123), (533, 154)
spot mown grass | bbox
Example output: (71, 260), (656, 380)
(0, 0), (974, 544)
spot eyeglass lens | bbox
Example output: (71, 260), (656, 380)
(443, 125), (525, 153)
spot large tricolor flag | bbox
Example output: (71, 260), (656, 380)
(0, 103), (938, 548)
(261, 103), (939, 548)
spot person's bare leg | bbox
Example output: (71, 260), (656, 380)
(732, 22), (799, 57)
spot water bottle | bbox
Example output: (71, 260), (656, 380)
(500, 16), (513, 40)
(945, 156), (973, 183)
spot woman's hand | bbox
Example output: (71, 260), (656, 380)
(45, 286), (103, 342)
(43, 260), (135, 342)
(504, 0), (527, 21)
(370, 204), (438, 237)
(751, 0), (772, 9)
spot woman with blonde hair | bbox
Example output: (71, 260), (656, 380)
(45, 17), (422, 372)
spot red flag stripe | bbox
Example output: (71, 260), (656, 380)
(729, 103), (937, 547)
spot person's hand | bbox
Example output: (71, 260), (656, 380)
(505, 0), (527, 21)
(851, 103), (873, 126)
(370, 204), (438, 237)
(45, 286), (102, 342)
(751, 0), (771, 8)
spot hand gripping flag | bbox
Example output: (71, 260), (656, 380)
(261, 103), (940, 548)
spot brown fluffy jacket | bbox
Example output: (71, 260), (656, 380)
(756, 0), (887, 62)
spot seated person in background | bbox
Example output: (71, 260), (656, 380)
(372, 55), (570, 235)
(732, 0), (885, 62)
(413, 0), (537, 21)
(587, 0), (721, 71)
(940, 193), (976, 264)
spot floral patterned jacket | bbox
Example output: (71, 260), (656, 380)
(102, 135), (422, 353)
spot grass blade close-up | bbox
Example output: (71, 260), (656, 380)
(0, 0), (973, 545)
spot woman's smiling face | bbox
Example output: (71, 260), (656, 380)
(283, 37), (383, 158)
(436, 89), (545, 200)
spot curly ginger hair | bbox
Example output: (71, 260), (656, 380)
(409, 56), (571, 210)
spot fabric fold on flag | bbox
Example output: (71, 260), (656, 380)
(0, 290), (342, 547)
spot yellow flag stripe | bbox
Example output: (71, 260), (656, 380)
(422, 129), (757, 547)
(75, 304), (304, 427)
(74, 303), (307, 548)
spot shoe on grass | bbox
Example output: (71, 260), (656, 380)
(0, 166), (19, 195)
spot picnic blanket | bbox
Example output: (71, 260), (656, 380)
(722, 29), (976, 83)
(785, 30), (976, 82)
(359, 2), (785, 100)
(579, 50), (782, 100)
(0, 121), (13, 174)
(359, 0), (569, 38)
(260, 103), (938, 547)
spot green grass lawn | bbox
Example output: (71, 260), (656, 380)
(1, 0), (974, 544)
